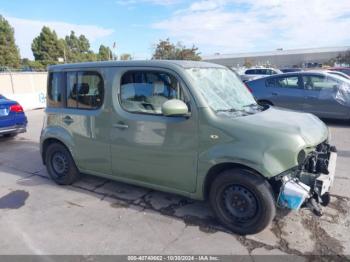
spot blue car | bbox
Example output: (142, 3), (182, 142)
(0, 94), (27, 137)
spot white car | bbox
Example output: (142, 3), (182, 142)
(241, 68), (282, 82)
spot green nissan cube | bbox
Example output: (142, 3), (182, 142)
(40, 60), (337, 235)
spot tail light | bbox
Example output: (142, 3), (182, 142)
(10, 104), (24, 113)
(245, 83), (253, 93)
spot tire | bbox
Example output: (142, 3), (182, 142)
(3, 133), (17, 138)
(209, 168), (276, 235)
(45, 143), (81, 185)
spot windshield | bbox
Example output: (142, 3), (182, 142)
(185, 67), (257, 112)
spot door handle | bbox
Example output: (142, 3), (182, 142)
(63, 115), (74, 124)
(113, 122), (129, 129)
(272, 92), (278, 96)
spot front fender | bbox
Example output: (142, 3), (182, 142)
(193, 137), (304, 200)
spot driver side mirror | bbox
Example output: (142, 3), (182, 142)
(161, 99), (190, 117)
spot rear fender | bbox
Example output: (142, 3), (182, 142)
(40, 126), (75, 164)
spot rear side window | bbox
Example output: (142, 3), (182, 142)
(120, 71), (188, 115)
(48, 72), (64, 108)
(66, 71), (104, 109)
(275, 76), (300, 89)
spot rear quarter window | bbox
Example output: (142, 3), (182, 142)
(48, 72), (64, 108)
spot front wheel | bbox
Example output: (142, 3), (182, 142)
(209, 168), (276, 235)
(45, 143), (81, 185)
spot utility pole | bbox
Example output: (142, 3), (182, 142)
(112, 42), (117, 60)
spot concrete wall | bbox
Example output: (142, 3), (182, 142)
(0, 72), (47, 110)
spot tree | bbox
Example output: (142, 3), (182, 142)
(21, 58), (45, 70)
(152, 38), (201, 61)
(31, 26), (64, 66)
(175, 43), (201, 61)
(97, 45), (112, 61)
(152, 39), (176, 60)
(243, 58), (253, 68)
(0, 15), (20, 68)
(65, 31), (97, 62)
(120, 53), (132, 60)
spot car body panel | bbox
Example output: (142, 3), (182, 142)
(41, 60), (331, 201)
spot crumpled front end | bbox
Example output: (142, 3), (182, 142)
(274, 140), (337, 215)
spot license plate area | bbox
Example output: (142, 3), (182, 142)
(0, 108), (9, 117)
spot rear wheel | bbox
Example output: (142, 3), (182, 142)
(209, 168), (276, 235)
(45, 143), (81, 185)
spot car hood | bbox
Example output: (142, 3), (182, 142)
(235, 106), (328, 146)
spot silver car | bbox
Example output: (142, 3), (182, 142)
(246, 71), (350, 120)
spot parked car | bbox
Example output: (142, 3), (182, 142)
(240, 67), (282, 82)
(0, 95), (27, 137)
(246, 71), (350, 120)
(329, 67), (350, 76)
(320, 70), (350, 80)
(40, 61), (337, 235)
(280, 68), (302, 73)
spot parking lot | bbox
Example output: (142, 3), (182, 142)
(0, 109), (349, 258)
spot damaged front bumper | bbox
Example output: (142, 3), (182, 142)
(276, 141), (337, 215)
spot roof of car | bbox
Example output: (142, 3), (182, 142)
(48, 60), (225, 71)
(245, 67), (278, 70)
(275, 71), (328, 76)
(330, 67), (350, 69)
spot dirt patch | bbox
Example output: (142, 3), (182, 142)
(182, 215), (220, 234)
(301, 215), (344, 257)
(110, 201), (130, 209)
(329, 195), (349, 216)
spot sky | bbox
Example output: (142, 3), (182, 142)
(1, 0), (350, 60)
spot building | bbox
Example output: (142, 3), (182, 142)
(203, 46), (350, 68)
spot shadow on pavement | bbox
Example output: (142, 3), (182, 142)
(0, 137), (290, 238)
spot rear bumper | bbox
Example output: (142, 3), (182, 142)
(0, 125), (27, 135)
